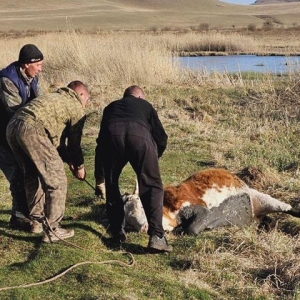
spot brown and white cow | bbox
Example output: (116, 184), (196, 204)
(123, 168), (300, 235)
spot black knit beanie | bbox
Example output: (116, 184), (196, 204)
(18, 44), (44, 64)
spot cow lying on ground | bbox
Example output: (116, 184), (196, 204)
(123, 168), (300, 235)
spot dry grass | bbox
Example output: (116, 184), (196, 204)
(240, 28), (300, 54)
(174, 226), (300, 298)
(153, 32), (261, 54)
(0, 32), (182, 95)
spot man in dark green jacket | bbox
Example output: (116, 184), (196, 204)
(7, 81), (89, 243)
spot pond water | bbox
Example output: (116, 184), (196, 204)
(179, 55), (300, 74)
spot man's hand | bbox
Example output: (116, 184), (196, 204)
(75, 167), (86, 181)
(95, 181), (106, 200)
(69, 164), (86, 181)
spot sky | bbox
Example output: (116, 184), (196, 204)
(220, 0), (255, 4)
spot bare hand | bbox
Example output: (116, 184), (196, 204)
(75, 167), (86, 181)
(95, 182), (106, 199)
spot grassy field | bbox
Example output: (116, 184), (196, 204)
(1, 0), (300, 31)
(1, 31), (300, 299)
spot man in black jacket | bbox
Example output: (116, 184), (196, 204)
(95, 85), (172, 252)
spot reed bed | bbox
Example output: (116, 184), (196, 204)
(0, 32), (179, 90)
(152, 31), (261, 54)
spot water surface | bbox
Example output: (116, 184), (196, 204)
(179, 55), (300, 74)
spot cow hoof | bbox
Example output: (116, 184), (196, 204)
(288, 203), (300, 218)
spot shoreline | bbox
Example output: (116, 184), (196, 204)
(179, 51), (300, 57)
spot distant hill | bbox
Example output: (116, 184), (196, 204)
(0, 0), (300, 31)
(254, 0), (300, 3)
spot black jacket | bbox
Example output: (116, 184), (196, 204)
(95, 95), (168, 180)
(98, 95), (167, 156)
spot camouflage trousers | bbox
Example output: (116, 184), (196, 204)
(6, 119), (67, 228)
(0, 142), (28, 216)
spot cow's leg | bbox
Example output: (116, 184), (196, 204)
(206, 193), (253, 228)
(250, 188), (300, 218)
(188, 193), (253, 234)
(288, 205), (300, 218)
(174, 193), (253, 235)
(173, 205), (211, 236)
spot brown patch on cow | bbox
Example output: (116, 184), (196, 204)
(163, 168), (244, 213)
(186, 169), (243, 190)
(163, 184), (207, 212)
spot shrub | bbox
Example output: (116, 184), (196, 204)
(247, 23), (257, 31)
(198, 23), (209, 32)
(262, 20), (274, 31)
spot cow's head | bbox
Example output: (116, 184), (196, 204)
(122, 194), (148, 233)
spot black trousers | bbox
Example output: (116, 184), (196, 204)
(0, 142), (28, 216)
(100, 121), (165, 238)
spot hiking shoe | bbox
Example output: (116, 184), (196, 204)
(42, 227), (74, 243)
(9, 214), (43, 233)
(9, 214), (31, 231)
(147, 235), (173, 253)
(30, 220), (43, 234)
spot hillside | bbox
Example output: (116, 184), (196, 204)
(255, 0), (300, 4)
(0, 0), (300, 31)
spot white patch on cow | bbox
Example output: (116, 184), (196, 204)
(180, 201), (191, 209)
(162, 215), (176, 232)
(202, 184), (248, 209)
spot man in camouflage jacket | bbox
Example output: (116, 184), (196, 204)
(0, 44), (43, 232)
(6, 81), (89, 243)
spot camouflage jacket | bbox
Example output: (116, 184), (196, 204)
(12, 87), (86, 167)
